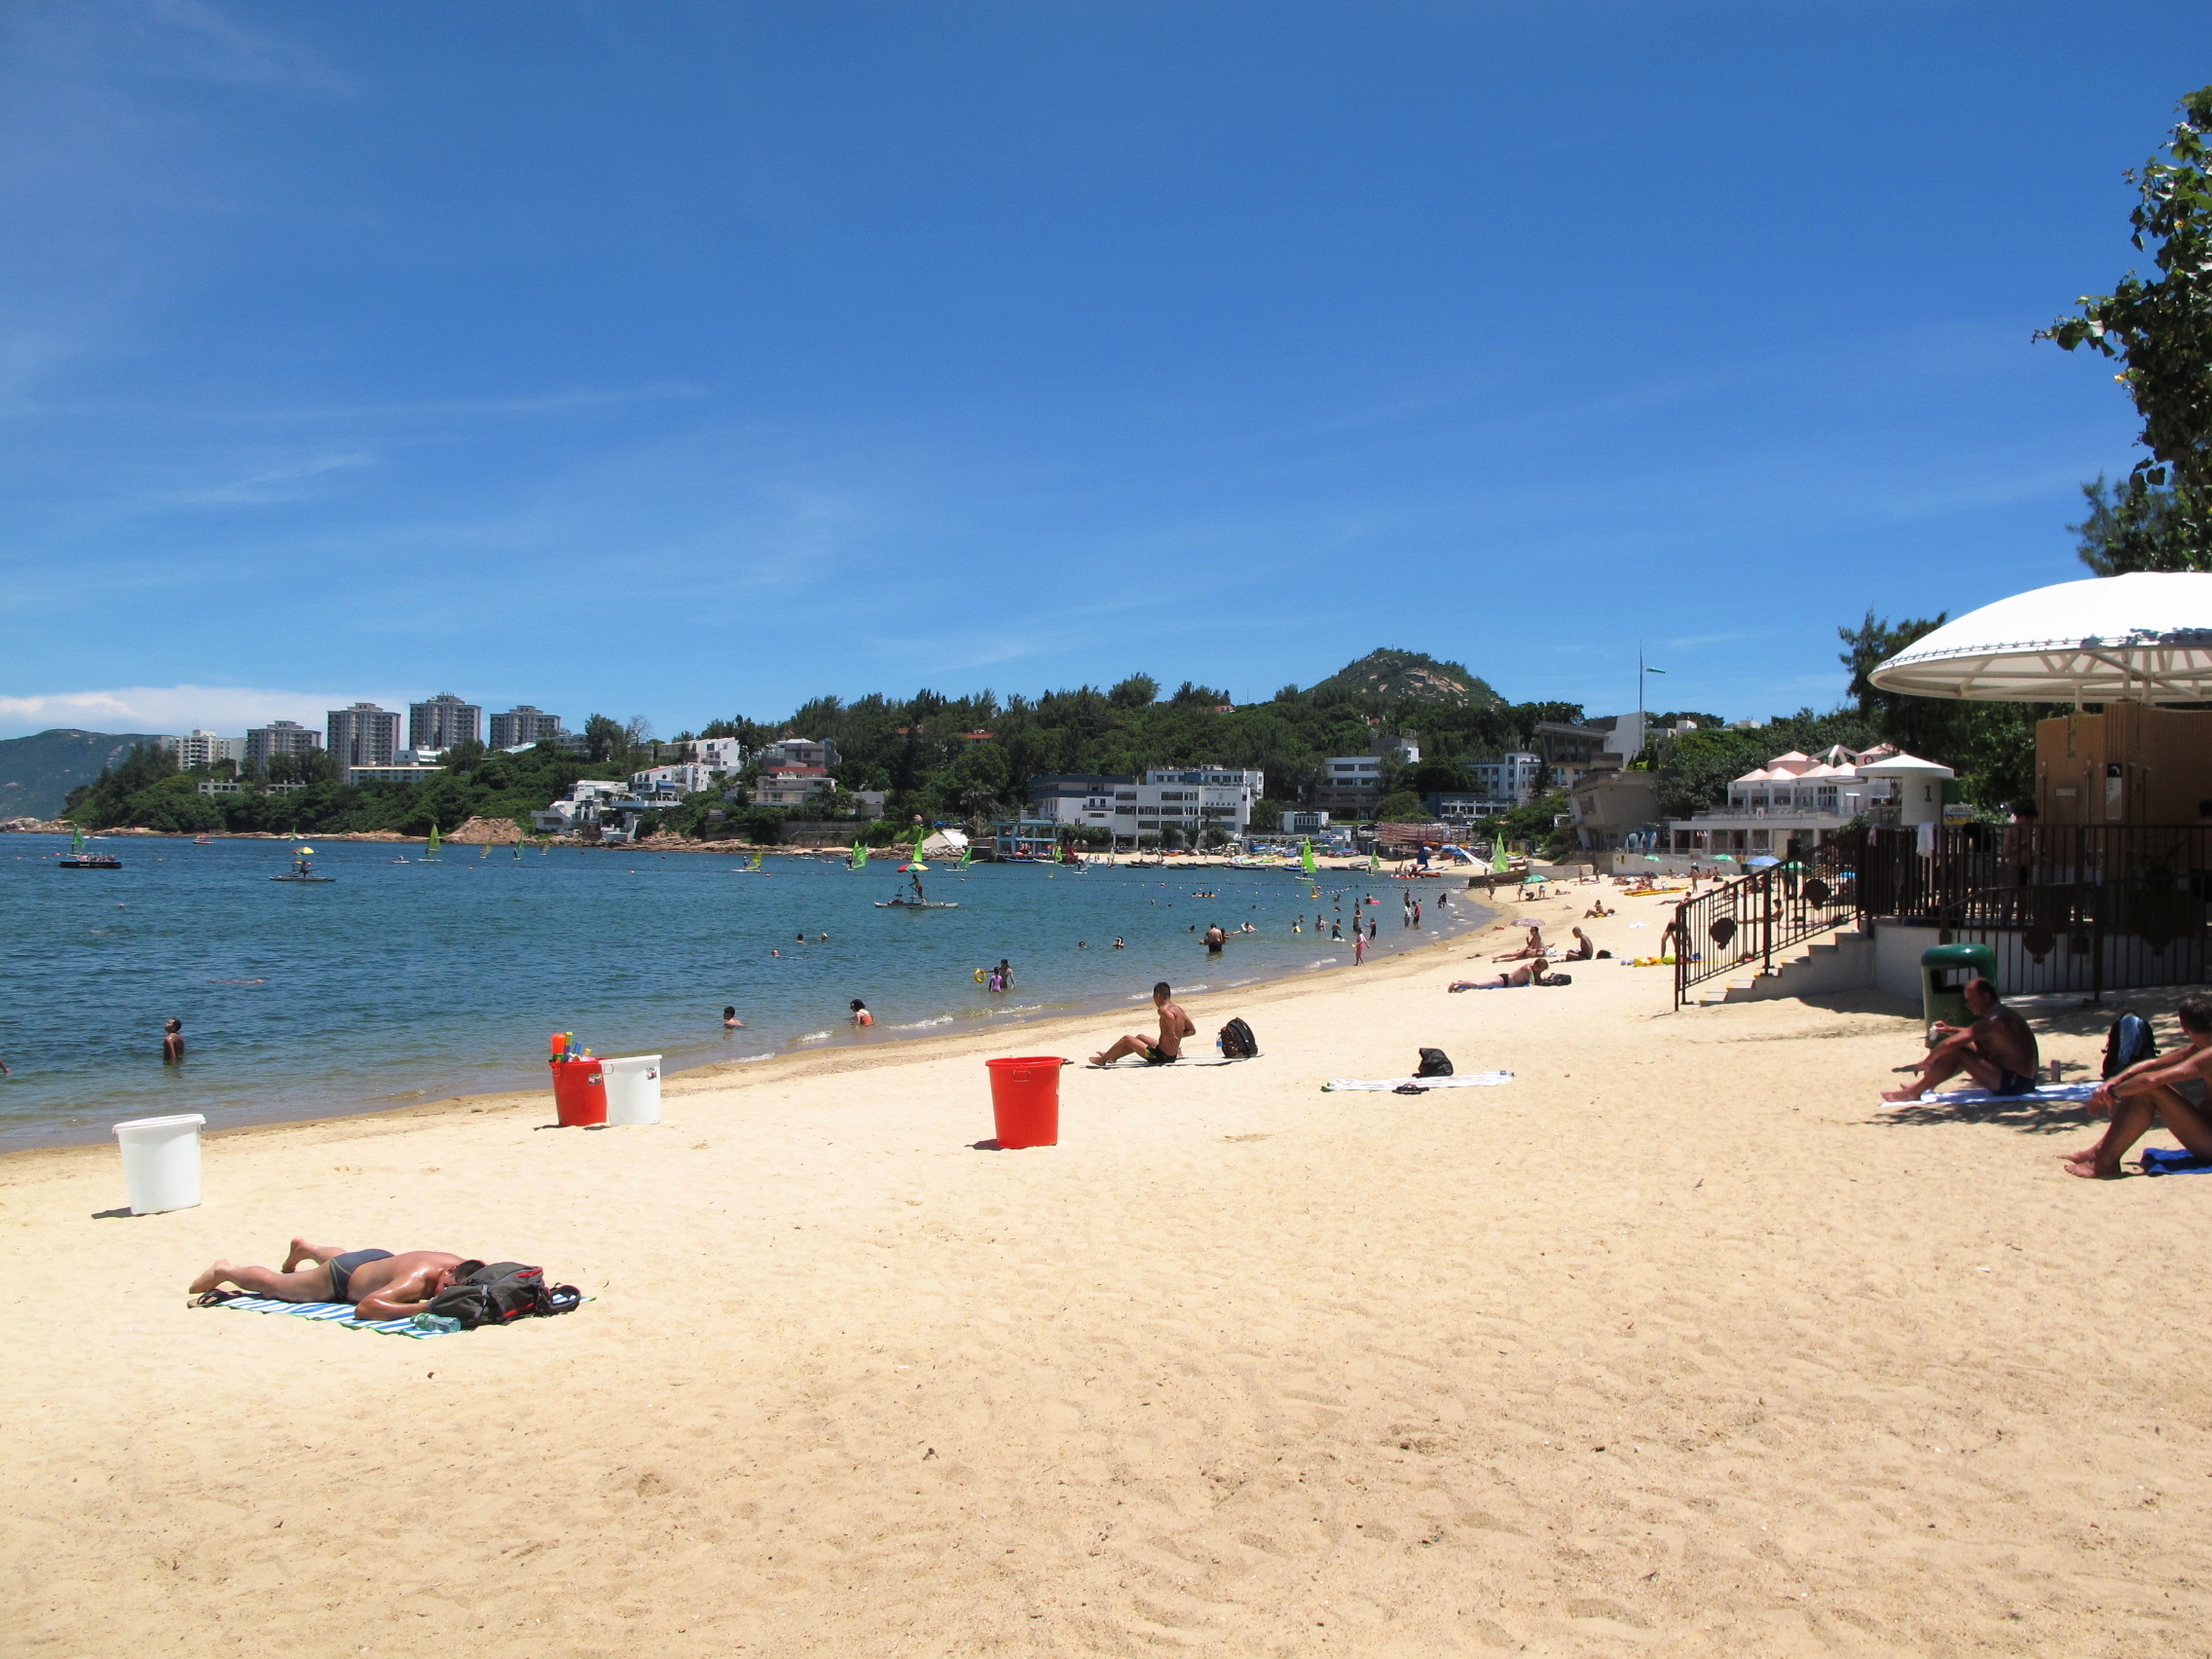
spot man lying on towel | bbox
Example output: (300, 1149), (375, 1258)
(2061, 994), (2212, 1179)
(190, 1238), (468, 1320)
(1089, 981), (1196, 1067)
(1881, 977), (2040, 1103)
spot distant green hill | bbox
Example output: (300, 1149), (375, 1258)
(0, 729), (167, 820)
(1307, 648), (1501, 708)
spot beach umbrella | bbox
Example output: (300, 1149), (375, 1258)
(1867, 571), (2212, 703)
(296, 846), (314, 855)
(1746, 855), (1781, 867)
(1713, 853), (1736, 863)
(1521, 870), (1548, 885)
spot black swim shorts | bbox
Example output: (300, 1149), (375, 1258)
(1991, 1070), (2038, 1098)
(327, 1248), (394, 1304)
(1141, 1047), (1177, 1065)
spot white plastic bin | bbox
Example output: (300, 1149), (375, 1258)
(111, 1114), (206, 1214)
(600, 1054), (663, 1126)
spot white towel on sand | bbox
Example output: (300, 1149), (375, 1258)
(1895, 1082), (2097, 1106)
(1323, 1071), (1513, 1091)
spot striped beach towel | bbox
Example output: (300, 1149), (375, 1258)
(204, 1296), (463, 1339)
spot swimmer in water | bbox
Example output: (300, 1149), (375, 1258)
(1112, 937), (1126, 949)
(849, 999), (873, 1027)
(723, 1006), (745, 1029)
(818, 932), (830, 942)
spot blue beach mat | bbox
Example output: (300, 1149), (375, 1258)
(2140, 1148), (2212, 1176)
(204, 1296), (464, 1339)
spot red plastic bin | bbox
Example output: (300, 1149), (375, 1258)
(985, 1055), (1067, 1149)
(550, 1058), (606, 1126)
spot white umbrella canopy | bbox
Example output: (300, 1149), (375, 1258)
(1867, 572), (2212, 703)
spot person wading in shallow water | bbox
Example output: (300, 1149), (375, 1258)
(162, 1019), (185, 1065)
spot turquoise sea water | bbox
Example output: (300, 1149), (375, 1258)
(0, 834), (1489, 1151)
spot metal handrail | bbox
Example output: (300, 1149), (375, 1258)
(1672, 835), (1863, 1008)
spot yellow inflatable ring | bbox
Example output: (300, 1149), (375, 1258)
(974, 968), (989, 983)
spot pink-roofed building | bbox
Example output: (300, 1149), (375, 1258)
(1664, 743), (1952, 858)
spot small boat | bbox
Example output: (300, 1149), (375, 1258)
(56, 828), (122, 869)
(193, 834), (209, 845)
(875, 868), (958, 908)
(272, 846), (335, 883)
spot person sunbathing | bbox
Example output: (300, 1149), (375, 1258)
(1493, 926), (1546, 961)
(1583, 901), (1614, 918)
(1881, 977), (2041, 1103)
(1563, 926), (1596, 960)
(1089, 981), (1197, 1066)
(1452, 957), (1553, 990)
(190, 1238), (468, 1320)
(2062, 995), (2212, 1178)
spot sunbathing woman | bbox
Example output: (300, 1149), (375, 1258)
(1493, 925), (1546, 961)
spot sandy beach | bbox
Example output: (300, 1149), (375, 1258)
(7, 882), (2211, 1657)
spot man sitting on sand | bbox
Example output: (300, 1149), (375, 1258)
(1881, 977), (2040, 1103)
(2062, 995), (2212, 1178)
(190, 1239), (467, 1320)
(1089, 981), (1197, 1067)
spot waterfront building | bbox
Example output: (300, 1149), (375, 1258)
(633, 762), (719, 798)
(243, 719), (320, 769)
(1026, 765), (1264, 839)
(1660, 745), (1954, 859)
(409, 693), (482, 751)
(159, 729), (240, 768)
(345, 764), (446, 788)
(488, 705), (563, 748)
(328, 703), (400, 768)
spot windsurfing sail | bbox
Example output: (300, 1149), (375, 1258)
(851, 841), (869, 869)
(749, 851), (764, 870)
(71, 826), (86, 854)
(428, 824), (442, 857)
(956, 844), (973, 869)
(1300, 838), (1318, 877)
(1368, 853), (1381, 872)
(1491, 841), (1513, 875)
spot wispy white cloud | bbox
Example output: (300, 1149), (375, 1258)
(0, 684), (405, 740)
(165, 452), (376, 507)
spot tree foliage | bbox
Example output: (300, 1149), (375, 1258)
(2040, 86), (2212, 571)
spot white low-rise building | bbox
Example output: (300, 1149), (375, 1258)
(1027, 765), (1264, 838)
(1663, 745), (1955, 858)
(753, 766), (833, 808)
(633, 763), (719, 798)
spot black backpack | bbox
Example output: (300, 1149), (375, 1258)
(2104, 1013), (2157, 1079)
(1415, 1048), (1454, 1078)
(425, 1261), (581, 1330)
(1218, 1017), (1259, 1059)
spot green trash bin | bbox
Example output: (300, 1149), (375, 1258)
(1920, 942), (1997, 1043)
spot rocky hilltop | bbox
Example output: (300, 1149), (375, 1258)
(1305, 647), (1500, 708)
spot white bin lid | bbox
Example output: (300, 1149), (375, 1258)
(599, 1054), (662, 1071)
(112, 1114), (207, 1136)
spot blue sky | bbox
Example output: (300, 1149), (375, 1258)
(3, 1), (2208, 740)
